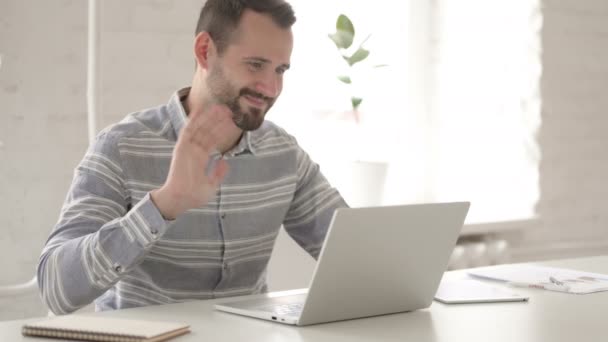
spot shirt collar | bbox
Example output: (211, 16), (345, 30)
(167, 87), (257, 156)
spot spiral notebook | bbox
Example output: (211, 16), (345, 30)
(22, 315), (190, 342)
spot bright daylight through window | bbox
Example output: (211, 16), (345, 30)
(270, 0), (541, 224)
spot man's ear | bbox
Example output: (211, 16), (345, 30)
(194, 31), (215, 71)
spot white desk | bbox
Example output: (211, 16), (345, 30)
(2, 255), (607, 342)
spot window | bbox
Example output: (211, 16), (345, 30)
(269, 0), (542, 224)
(430, 0), (542, 223)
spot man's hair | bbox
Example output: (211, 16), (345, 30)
(195, 0), (296, 55)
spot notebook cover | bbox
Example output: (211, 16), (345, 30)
(22, 315), (190, 342)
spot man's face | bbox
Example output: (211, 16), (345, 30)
(206, 10), (293, 131)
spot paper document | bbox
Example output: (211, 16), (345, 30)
(468, 264), (608, 294)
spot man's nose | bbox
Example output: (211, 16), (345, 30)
(254, 73), (280, 99)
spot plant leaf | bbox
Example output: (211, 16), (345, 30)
(328, 32), (350, 50)
(345, 47), (370, 66)
(328, 14), (355, 49)
(351, 97), (363, 110)
(336, 14), (355, 38)
(337, 75), (352, 84)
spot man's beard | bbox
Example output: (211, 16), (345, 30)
(226, 88), (275, 131)
(207, 64), (275, 131)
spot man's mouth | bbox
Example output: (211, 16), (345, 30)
(243, 94), (267, 108)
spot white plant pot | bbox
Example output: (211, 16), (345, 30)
(320, 160), (388, 208)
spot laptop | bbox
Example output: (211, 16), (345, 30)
(214, 202), (470, 326)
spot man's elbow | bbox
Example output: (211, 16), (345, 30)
(36, 256), (78, 315)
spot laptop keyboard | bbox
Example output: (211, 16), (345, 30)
(259, 303), (304, 316)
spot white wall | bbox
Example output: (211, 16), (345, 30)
(504, 0), (608, 261)
(0, 0), (200, 321)
(0, 0), (89, 320)
(97, 0), (200, 128)
(1, 0), (608, 321)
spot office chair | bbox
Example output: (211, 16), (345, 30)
(0, 276), (38, 297)
(0, 276), (57, 318)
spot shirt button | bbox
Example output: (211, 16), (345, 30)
(114, 264), (122, 273)
(221, 214), (226, 220)
(150, 228), (158, 235)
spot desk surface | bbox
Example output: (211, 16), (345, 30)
(2, 255), (607, 342)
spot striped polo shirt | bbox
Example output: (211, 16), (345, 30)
(37, 88), (347, 314)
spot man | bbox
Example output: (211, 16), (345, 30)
(37, 0), (347, 315)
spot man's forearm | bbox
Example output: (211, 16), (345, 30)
(37, 193), (169, 314)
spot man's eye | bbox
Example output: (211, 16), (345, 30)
(248, 62), (263, 71)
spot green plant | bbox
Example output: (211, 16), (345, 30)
(328, 14), (385, 122)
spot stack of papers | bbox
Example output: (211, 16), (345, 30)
(468, 265), (608, 294)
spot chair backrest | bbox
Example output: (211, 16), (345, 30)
(0, 276), (38, 297)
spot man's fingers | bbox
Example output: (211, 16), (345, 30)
(191, 120), (226, 153)
(208, 159), (229, 188)
(201, 108), (235, 147)
(185, 105), (232, 151)
(183, 104), (223, 136)
(192, 105), (232, 137)
(182, 108), (205, 139)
